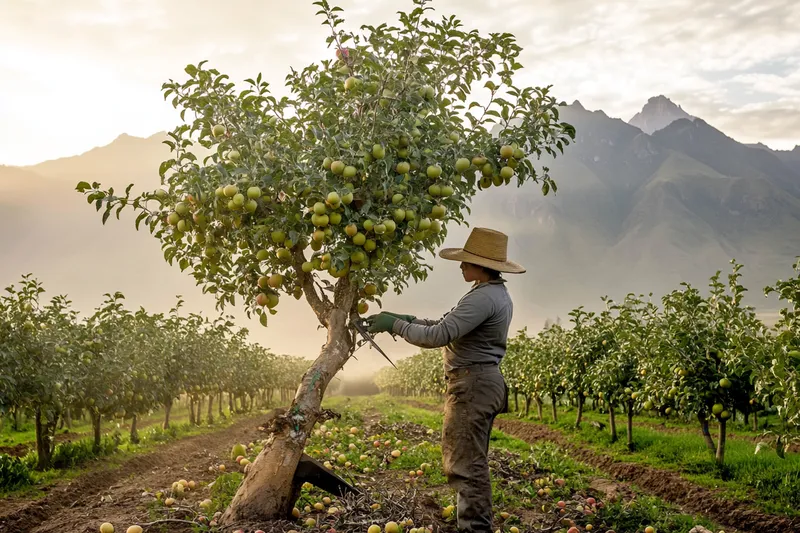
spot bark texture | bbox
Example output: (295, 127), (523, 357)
(220, 273), (356, 526)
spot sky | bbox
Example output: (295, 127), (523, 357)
(1, 0), (800, 166)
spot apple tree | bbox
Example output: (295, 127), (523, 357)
(640, 262), (760, 466)
(530, 324), (569, 423)
(501, 328), (538, 417)
(73, 292), (132, 451)
(588, 296), (651, 449)
(76, 0), (575, 522)
(560, 307), (607, 428)
(0, 276), (77, 470)
(759, 258), (800, 453)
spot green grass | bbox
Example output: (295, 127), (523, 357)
(318, 395), (720, 532)
(508, 395), (779, 439)
(501, 404), (800, 517)
(0, 406), (265, 497)
(0, 403), (196, 451)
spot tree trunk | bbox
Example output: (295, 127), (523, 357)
(130, 414), (139, 444)
(13, 407), (20, 431)
(189, 397), (197, 425)
(523, 395), (531, 418)
(64, 409), (72, 430)
(513, 390), (519, 412)
(626, 401), (634, 451)
(90, 410), (102, 452)
(716, 418), (727, 466)
(575, 394), (584, 428)
(197, 396), (204, 425)
(609, 403), (618, 443)
(550, 394), (558, 423)
(752, 410), (758, 432)
(699, 413), (716, 454)
(219, 391), (224, 417)
(34, 408), (54, 471)
(207, 394), (214, 424)
(229, 393), (234, 414)
(535, 396), (543, 421)
(163, 399), (173, 430)
(221, 286), (356, 526)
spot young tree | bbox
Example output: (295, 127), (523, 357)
(76, 0), (574, 523)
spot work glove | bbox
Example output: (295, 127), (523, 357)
(382, 311), (416, 323)
(366, 312), (397, 334)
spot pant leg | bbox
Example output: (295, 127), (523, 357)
(442, 370), (507, 532)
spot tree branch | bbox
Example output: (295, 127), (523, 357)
(292, 247), (332, 326)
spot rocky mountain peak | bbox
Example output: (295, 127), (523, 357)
(629, 95), (695, 134)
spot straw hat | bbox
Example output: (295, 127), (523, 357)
(439, 227), (526, 274)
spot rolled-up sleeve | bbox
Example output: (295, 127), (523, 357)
(391, 290), (492, 348)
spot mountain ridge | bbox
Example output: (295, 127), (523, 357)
(1, 96), (798, 371)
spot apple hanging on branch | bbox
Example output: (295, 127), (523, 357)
(75, 0), (575, 525)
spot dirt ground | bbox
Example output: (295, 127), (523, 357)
(0, 415), (264, 533)
(404, 399), (799, 533)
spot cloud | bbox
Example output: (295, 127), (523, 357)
(0, 0), (799, 165)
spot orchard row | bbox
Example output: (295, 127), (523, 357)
(0, 274), (309, 471)
(376, 259), (800, 466)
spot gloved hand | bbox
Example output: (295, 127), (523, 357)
(382, 311), (416, 323)
(366, 312), (397, 334)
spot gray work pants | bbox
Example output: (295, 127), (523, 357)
(442, 363), (507, 532)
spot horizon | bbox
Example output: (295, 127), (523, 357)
(3, 96), (800, 169)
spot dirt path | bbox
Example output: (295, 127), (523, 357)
(403, 399), (799, 533)
(0, 415), (267, 533)
(494, 419), (800, 533)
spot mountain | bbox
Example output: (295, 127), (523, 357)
(1, 97), (798, 376)
(629, 95), (695, 134)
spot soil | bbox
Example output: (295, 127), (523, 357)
(404, 399), (800, 533)
(0, 413), (171, 458)
(0, 415), (265, 533)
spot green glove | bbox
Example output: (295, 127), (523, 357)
(366, 312), (397, 334)
(382, 311), (416, 323)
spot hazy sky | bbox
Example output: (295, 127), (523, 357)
(2, 0), (799, 166)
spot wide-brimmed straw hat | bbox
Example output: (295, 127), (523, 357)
(439, 227), (526, 274)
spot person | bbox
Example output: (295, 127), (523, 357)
(366, 227), (525, 532)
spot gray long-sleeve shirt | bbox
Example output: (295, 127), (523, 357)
(391, 279), (513, 371)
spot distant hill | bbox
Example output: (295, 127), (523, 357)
(1, 97), (798, 376)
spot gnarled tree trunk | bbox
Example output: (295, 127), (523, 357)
(130, 414), (139, 444)
(90, 409), (102, 452)
(163, 398), (173, 430)
(716, 418), (727, 466)
(608, 403), (617, 443)
(625, 400), (634, 451)
(699, 413), (716, 453)
(220, 277), (356, 526)
(34, 407), (57, 471)
(575, 394), (584, 428)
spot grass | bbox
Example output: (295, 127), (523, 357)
(0, 403), (196, 450)
(502, 404), (800, 517)
(398, 394), (800, 516)
(316, 395), (720, 532)
(0, 406), (267, 497)
(506, 394), (780, 439)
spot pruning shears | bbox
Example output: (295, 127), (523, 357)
(351, 318), (398, 369)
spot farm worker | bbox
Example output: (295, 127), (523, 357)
(367, 226), (524, 532)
